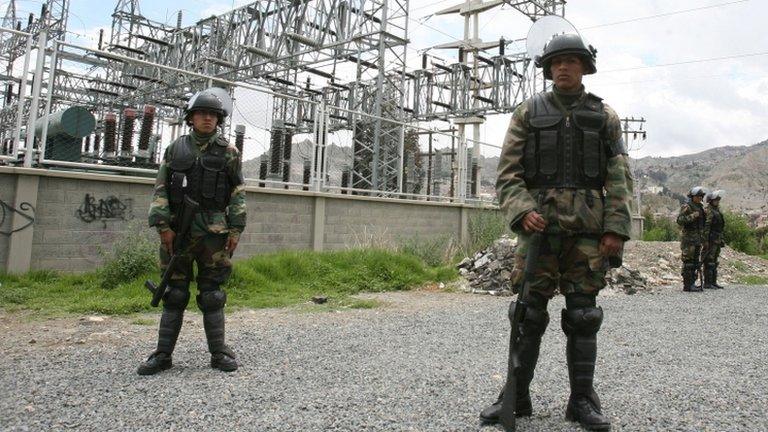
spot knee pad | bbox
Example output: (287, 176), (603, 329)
(561, 306), (603, 336)
(508, 302), (550, 337)
(196, 290), (227, 312)
(163, 283), (190, 310)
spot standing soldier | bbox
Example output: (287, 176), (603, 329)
(676, 187), (706, 292)
(138, 88), (247, 375)
(480, 31), (632, 431)
(702, 190), (725, 289)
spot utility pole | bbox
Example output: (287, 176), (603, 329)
(621, 116), (647, 216)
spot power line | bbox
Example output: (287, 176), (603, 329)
(601, 50), (768, 73)
(581, 0), (749, 30)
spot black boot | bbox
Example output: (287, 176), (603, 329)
(682, 267), (692, 292)
(683, 264), (701, 292)
(711, 264), (724, 289)
(198, 289), (238, 372)
(563, 307), (611, 431)
(204, 309), (238, 371)
(703, 264), (714, 289)
(137, 283), (189, 376)
(137, 308), (184, 375)
(479, 304), (549, 424)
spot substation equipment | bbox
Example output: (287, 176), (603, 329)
(0, 0), (566, 200)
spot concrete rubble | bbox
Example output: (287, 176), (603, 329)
(458, 239), (768, 295)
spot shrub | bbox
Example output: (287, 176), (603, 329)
(99, 223), (158, 289)
(642, 211), (679, 241)
(399, 235), (457, 267)
(723, 211), (760, 255)
(465, 209), (509, 254)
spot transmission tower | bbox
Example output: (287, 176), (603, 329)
(622, 116), (647, 215)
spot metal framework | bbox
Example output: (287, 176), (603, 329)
(0, 0), (568, 199)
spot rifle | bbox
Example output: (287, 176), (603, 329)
(499, 198), (545, 431)
(145, 195), (200, 307)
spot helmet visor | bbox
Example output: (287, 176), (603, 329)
(526, 15), (580, 61)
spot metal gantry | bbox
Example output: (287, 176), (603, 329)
(0, 0), (569, 199)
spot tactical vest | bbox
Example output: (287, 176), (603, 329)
(166, 135), (231, 212)
(523, 92), (612, 190)
(684, 202), (705, 232)
(709, 207), (724, 235)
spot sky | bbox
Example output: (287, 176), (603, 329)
(3, 0), (767, 159)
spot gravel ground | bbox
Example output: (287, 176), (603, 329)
(1, 285), (767, 432)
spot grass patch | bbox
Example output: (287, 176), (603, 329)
(0, 249), (456, 316)
(731, 260), (748, 272)
(738, 274), (768, 285)
(131, 317), (156, 326)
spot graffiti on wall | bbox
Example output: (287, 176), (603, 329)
(77, 194), (134, 227)
(0, 200), (36, 235)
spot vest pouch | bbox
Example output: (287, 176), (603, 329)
(168, 172), (186, 205)
(582, 130), (601, 178)
(200, 154), (227, 208)
(524, 133), (537, 179)
(538, 130), (558, 176)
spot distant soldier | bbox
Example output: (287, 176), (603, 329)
(702, 190), (725, 289)
(138, 88), (247, 375)
(676, 186), (706, 292)
(481, 31), (632, 431)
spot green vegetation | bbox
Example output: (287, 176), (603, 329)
(396, 209), (510, 267)
(0, 249), (456, 316)
(399, 235), (457, 267)
(642, 210), (680, 241)
(460, 209), (509, 259)
(738, 274), (768, 285)
(642, 210), (768, 260)
(98, 224), (158, 289)
(723, 211), (768, 256)
(731, 260), (747, 272)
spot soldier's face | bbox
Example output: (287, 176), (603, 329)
(191, 110), (219, 134)
(550, 54), (584, 91)
(711, 198), (720, 207)
(692, 195), (703, 204)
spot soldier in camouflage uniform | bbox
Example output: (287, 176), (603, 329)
(138, 88), (247, 375)
(480, 33), (632, 431)
(676, 186), (706, 292)
(702, 190), (725, 289)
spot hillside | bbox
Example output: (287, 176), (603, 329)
(478, 140), (768, 219)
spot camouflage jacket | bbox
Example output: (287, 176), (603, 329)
(496, 88), (634, 239)
(676, 201), (705, 244)
(148, 132), (247, 238)
(704, 205), (725, 245)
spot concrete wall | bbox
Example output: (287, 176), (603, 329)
(0, 167), (648, 274)
(324, 197), (462, 250)
(0, 167), (474, 273)
(0, 173), (16, 269)
(31, 174), (153, 271)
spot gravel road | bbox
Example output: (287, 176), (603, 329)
(1, 285), (766, 431)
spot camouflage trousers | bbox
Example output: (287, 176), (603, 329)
(511, 231), (607, 299)
(702, 242), (722, 265)
(680, 240), (702, 266)
(159, 233), (232, 287)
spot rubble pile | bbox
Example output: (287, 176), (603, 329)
(622, 241), (768, 286)
(457, 236), (650, 296)
(457, 235), (517, 296)
(456, 240), (767, 296)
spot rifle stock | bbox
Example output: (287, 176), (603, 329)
(499, 201), (545, 431)
(147, 195), (200, 307)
